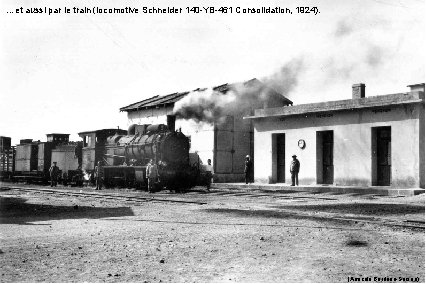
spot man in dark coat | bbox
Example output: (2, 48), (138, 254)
(290, 155), (300, 186)
(244, 155), (252, 184)
(95, 161), (104, 190)
(49, 162), (60, 187)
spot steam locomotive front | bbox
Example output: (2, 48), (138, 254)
(156, 131), (195, 190)
(159, 131), (189, 165)
(103, 124), (194, 190)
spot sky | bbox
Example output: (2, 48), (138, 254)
(0, 0), (424, 144)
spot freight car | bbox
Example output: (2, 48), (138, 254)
(1, 134), (83, 184)
(79, 124), (198, 191)
(0, 136), (14, 180)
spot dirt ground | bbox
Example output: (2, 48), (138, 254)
(0, 183), (424, 283)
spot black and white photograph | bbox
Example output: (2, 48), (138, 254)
(0, 0), (424, 282)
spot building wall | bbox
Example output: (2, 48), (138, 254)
(175, 119), (215, 169)
(177, 113), (254, 183)
(127, 107), (174, 126)
(254, 103), (424, 188)
(213, 112), (253, 182)
(419, 103), (425, 188)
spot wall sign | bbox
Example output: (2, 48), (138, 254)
(298, 139), (306, 149)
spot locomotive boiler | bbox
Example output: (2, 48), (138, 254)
(106, 124), (189, 167)
(79, 124), (197, 191)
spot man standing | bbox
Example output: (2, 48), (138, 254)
(49, 162), (60, 187)
(244, 155), (252, 184)
(146, 159), (159, 193)
(290, 155), (300, 186)
(95, 161), (104, 190)
(73, 166), (84, 187)
(204, 159), (213, 191)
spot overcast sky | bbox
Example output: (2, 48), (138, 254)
(0, 0), (424, 143)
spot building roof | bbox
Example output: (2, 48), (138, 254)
(78, 129), (127, 135)
(245, 91), (425, 119)
(119, 78), (293, 112)
(407, 83), (425, 88)
(46, 133), (70, 136)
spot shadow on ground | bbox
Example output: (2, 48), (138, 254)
(203, 203), (425, 226)
(202, 208), (355, 226)
(270, 203), (425, 216)
(0, 196), (134, 225)
(249, 189), (301, 195)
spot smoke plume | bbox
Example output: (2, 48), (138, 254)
(173, 58), (304, 124)
(326, 18), (389, 78)
(334, 19), (354, 38)
(174, 15), (403, 123)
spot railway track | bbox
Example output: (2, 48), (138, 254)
(1, 185), (424, 230)
(0, 186), (207, 205)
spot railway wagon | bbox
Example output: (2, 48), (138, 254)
(13, 139), (48, 182)
(0, 136), (11, 150)
(51, 143), (83, 184)
(11, 134), (82, 183)
(0, 136), (14, 180)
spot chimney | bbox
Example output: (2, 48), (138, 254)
(407, 83), (425, 93)
(352, 83), (365, 99)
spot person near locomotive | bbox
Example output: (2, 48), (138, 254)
(244, 155), (252, 184)
(72, 166), (84, 187)
(290, 155), (300, 186)
(146, 159), (159, 193)
(95, 161), (104, 190)
(49, 162), (60, 187)
(204, 159), (213, 191)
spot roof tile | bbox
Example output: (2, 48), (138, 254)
(120, 78), (293, 112)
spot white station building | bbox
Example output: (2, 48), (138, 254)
(245, 83), (425, 189)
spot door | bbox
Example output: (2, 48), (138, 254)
(377, 127), (391, 186)
(322, 131), (334, 184)
(276, 134), (286, 182)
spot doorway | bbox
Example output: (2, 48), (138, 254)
(372, 127), (391, 186)
(317, 131), (334, 184)
(276, 134), (286, 182)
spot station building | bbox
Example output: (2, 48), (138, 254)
(119, 79), (292, 182)
(246, 83), (425, 189)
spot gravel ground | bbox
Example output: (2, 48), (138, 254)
(0, 183), (424, 283)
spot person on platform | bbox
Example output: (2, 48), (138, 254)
(244, 155), (252, 184)
(146, 159), (159, 193)
(95, 161), (104, 190)
(49, 162), (60, 187)
(290, 155), (300, 186)
(204, 159), (214, 191)
(73, 166), (84, 187)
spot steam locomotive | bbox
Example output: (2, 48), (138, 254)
(78, 124), (199, 191)
(1, 124), (203, 191)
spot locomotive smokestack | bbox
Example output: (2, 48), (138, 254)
(167, 115), (176, 131)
